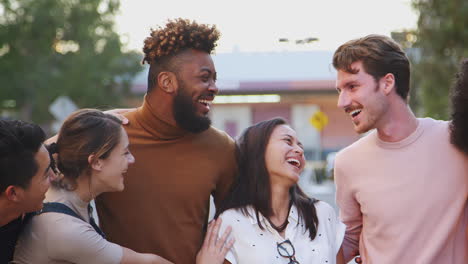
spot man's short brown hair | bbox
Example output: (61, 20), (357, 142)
(333, 34), (410, 100)
(142, 18), (220, 93)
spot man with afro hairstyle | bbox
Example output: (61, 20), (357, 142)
(95, 19), (237, 264)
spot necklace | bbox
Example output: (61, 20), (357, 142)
(268, 201), (293, 233)
(268, 217), (289, 233)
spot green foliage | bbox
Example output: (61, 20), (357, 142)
(412, 0), (468, 120)
(0, 0), (142, 122)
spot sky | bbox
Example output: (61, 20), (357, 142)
(115, 0), (419, 54)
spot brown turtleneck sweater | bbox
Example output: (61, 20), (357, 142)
(95, 97), (237, 264)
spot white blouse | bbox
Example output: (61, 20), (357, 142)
(218, 201), (345, 264)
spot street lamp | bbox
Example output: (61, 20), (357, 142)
(278, 37), (319, 44)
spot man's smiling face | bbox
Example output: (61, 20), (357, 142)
(336, 61), (389, 134)
(172, 49), (218, 133)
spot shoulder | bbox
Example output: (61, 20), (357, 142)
(417, 118), (452, 147)
(419, 117), (449, 134)
(123, 108), (138, 121)
(313, 201), (341, 230)
(37, 213), (122, 262)
(335, 131), (376, 163)
(122, 109), (143, 132)
(218, 207), (257, 233)
(0, 215), (22, 233)
(217, 207), (257, 246)
(205, 126), (235, 144)
(26, 211), (98, 250)
(314, 201), (337, 218)
(314, 201), (345, 234)
(420, 118), (468, 160)
(419, 117), (448, 126)
(16, 213), (84, 257)
(218, 208), (249, 224)
(33, 212), (90, 240)
(194, 127), (235, 155)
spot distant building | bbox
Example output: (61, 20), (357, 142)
(129, 50), (359, 160)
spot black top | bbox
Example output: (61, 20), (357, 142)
(0, 213), (34, 263)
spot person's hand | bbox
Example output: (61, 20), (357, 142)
(104, 108), (136, 125)
(351, 249), (362, 263)
(196, 218), (235, 264)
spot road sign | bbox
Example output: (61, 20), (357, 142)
(309, 110), (328, 131)
(49, 96), (77, 121)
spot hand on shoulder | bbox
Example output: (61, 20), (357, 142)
(196, 218), (234, 264)
(104, 108), (136, 125)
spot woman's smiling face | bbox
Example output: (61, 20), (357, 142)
(264, 124), (305, 186)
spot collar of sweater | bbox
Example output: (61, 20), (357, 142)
(135, 95), (189, 140)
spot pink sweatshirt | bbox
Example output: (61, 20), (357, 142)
(335, 118), (468, 263)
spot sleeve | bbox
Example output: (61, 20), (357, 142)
(330, 205), (346, 254)
(217, 212), (237, 264)
(334, 153), (362, 261)
(317, 202), (346, 255)
(213, 133), (237, 209)
(45, 215), (123, 264)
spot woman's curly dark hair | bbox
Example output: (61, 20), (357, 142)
(450, 59), (468, 154)
(142, 18), (219, 64)
(142, 18), (220, 92)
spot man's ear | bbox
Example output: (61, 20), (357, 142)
(381, 73), (396, 95)
(157, 71), (178, 94)
(4, 185), (23, 202)
(88, 154), (103, 171)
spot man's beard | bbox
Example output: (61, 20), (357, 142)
(173, 84), (211, 133)
(353, 81), (386, 134)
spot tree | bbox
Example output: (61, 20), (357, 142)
(0, 0), (142, 123)
(411, 0), (468, 119)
